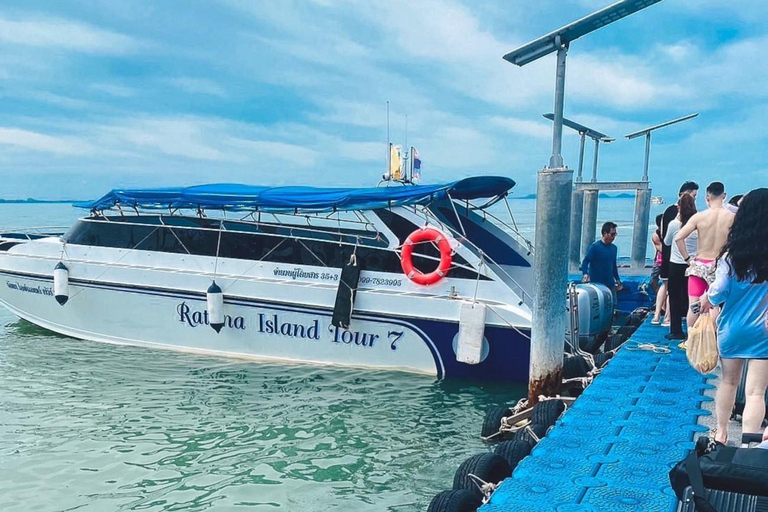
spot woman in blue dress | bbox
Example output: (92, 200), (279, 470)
(702, 188), (768, 444)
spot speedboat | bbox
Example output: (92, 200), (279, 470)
(0, 176), (534, 382)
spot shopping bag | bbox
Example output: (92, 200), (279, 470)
(686, 312), (718, 374)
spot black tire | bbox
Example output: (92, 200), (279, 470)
(427, 489), (482, 512)
(493, 439), (531, 470)
(563, 354), (590, 379)
(530, 399), (565, 428)
(514, 423), (548, 446)
(594, 351), (614, 368)
(604, 332), (623, 352)
(452, 453), (511, 497)
(481, 405), (512, 439)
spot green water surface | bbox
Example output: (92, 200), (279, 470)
(0, 310), (524, 511)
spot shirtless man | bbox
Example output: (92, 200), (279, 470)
(675, 181), (734, 327)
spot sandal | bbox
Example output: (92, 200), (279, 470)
(651, 317), (661, 325)
(712, 428), (727, 446)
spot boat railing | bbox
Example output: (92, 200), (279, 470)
(480, 207), (535, 257)
(93, 213), (387, 247)
(414, 205), (534, 308)
(83, 209), (533, 306)
(78, 215), (486, 277)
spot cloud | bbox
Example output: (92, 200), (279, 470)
(166, 77), (226, 97)
(100, 118), (228, 161)
(568, 53), (690, 109)
(488, 116), (552, 139)
(91, 83), (135, 98)
(0, 127), (90, 155)
(227, 138), (317, 167)
(0, 15), (140, 54)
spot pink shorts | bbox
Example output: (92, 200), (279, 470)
(688, 258), (715, 296)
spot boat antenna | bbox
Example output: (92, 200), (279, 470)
(404, 114), (408, 183)
(386, 101), (390, 181)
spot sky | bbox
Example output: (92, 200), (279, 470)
(0, 0), (766, 200)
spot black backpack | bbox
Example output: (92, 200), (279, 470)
(669, 436), (768, 512)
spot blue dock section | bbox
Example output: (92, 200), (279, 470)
(480, 318), (715, 512)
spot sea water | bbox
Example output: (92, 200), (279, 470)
(0, 199), (662, 511)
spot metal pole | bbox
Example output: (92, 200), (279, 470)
(581, 189), (599, 260)
(631, 187), (652, 269)
(576, 133), (586, 182)
(529, 39), (571, 404)
(569, 188), (584, 270)
(530, 167), (572, 404)
(591, 139), (600, 182)
(642, 132), (651, 181)
(548, 41), (568, 169)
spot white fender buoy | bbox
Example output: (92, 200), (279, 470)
(456, 301), (487, 364)
(53, 262), (69, 306)
(207, 281), (224, 333)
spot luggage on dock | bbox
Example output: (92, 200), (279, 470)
(670, 437), (768, 512)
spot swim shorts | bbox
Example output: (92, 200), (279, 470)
(687, 258), (716, 296)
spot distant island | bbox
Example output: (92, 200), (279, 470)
(512, 192), (636, 200)
(0, 198), (81, 204)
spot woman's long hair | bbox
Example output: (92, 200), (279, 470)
(721, 188), (768, 283)
(678, 193), (697, 225)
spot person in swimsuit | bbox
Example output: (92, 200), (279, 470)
(675, 181), (735, 330)
(700, 188), (768, 445)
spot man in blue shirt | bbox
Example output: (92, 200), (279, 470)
(580, 222), (623, 294)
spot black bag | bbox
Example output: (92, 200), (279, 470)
(331, 255), (361, 329)
(670, 437), (768, 512)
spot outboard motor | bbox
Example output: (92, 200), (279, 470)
(565, 283), (613, 352)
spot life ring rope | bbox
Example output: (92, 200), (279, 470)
(400, 227), (453, 285)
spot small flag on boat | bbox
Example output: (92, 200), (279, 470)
(411, 147), (421, 182)
(390, 143), (402, 181)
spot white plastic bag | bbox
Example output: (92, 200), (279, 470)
(686, 312), (718, 374)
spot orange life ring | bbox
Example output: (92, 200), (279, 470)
(401, 227), (452, 285)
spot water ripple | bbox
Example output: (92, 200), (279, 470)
(0, 316), (524, 511)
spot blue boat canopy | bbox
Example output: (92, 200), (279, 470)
(77, 176), (516, 213)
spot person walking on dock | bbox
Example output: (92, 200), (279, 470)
(699, 188), (768, 445)
(663, 194), (697, 340)
(580, 222), (623, 304)
(675, 182), (735, 330)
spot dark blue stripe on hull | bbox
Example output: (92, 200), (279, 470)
(0, 269), (531, 382)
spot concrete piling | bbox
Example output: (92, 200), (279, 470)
(569, 189), (584, 270)
(529, 166), (572, 404)
(631, 187), (652, 269)
(581, 190), (598, 261)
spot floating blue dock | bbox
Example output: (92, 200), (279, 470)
(480, 317), (714, 512)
